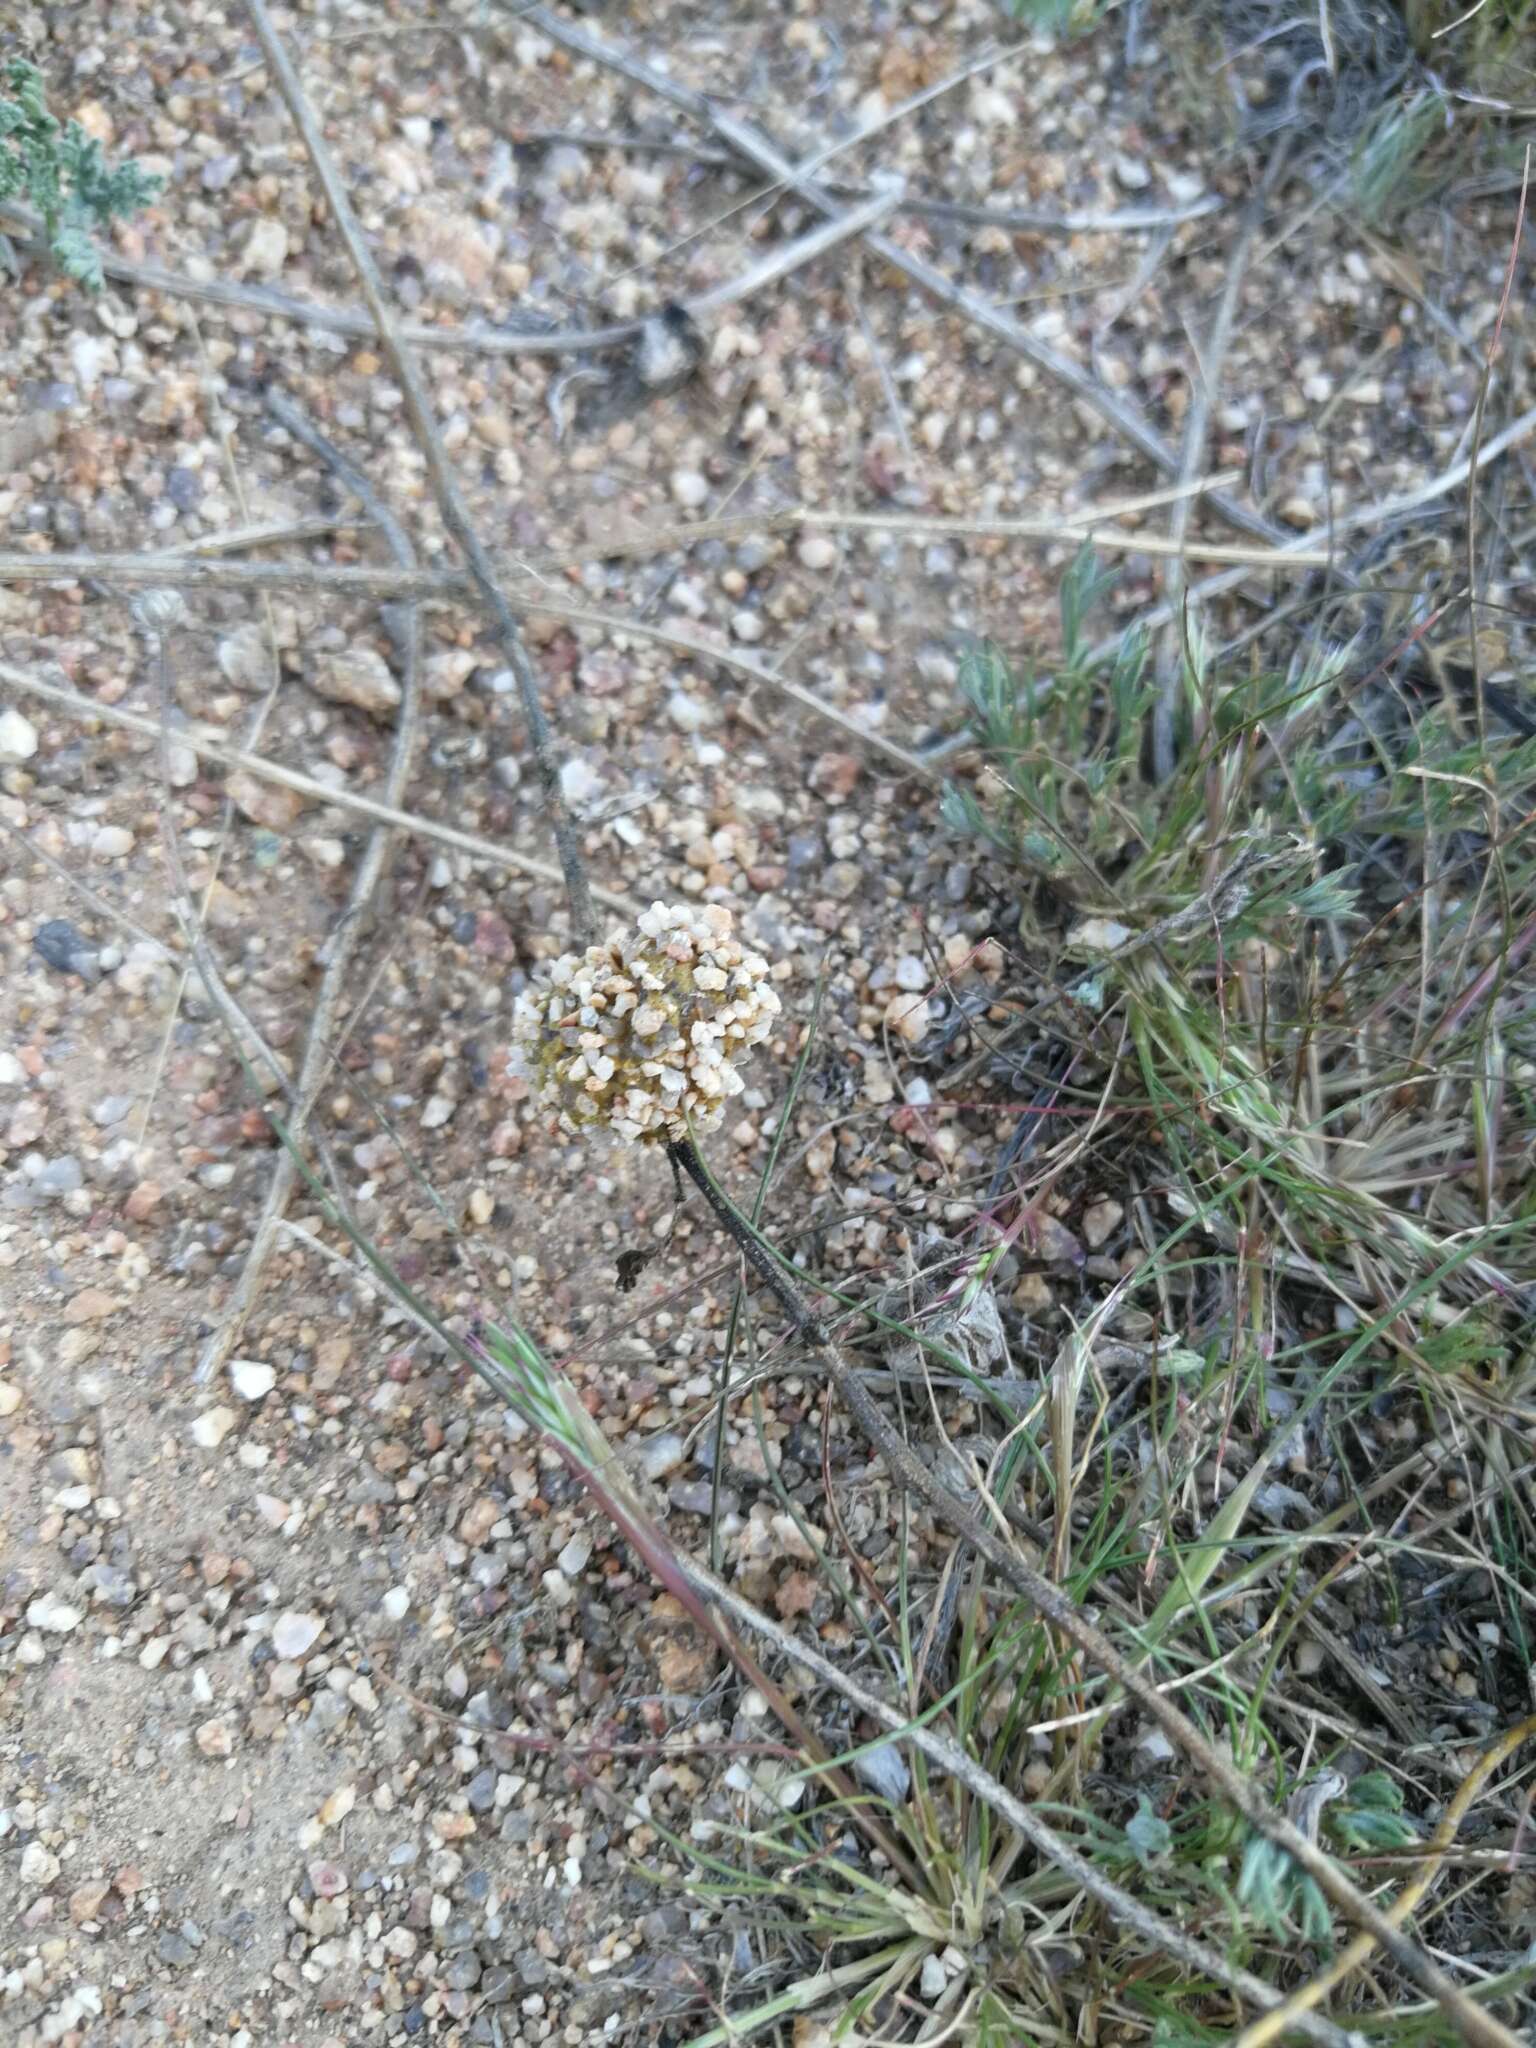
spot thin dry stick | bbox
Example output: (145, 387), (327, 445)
(0, 813), (183, 965)
(0, 174), (1218, 356)
(687, 176), (904, 311)
(1092, 403), (1536, 658)
(193, 397), (424, 1387)
(1234, 1712), (1536, 2048)
(0, 557), (937, 779)
(666, 1141), (1522, 2048)
(686, 1561), (1358, 2048)
(245, 0), (596, 946)
(136, 598), (301, 1105)
(0, 496), (1327, 586)
(1152, 155), (1281, 780)
(507, 1), (1288, 551)
(0, 659), (641, 917)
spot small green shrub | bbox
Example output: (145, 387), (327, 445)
(0, 58), (161, 290)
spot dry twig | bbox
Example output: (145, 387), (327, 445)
(505, 2), (1288, 551)
(245, 0), (596, 943)
(0, 657), (640, 915)
(192, 395), (424, 1385)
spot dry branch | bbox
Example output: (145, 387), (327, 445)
(192, 395), (424, 1386)
(504, 2), (1288, 551)
(245, 0), (597, 943)
(0, 657), (640, 916)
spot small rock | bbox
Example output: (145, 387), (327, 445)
(0, 1381), (23, 1417)
(21, 1842), (60, 1887)
(226, 770), (305, 833)
(884, 992), (929, 1046)
(68, 1878), (111, 1924)
(124, 1180), (163, 1222)
(638, 1433), (686, 1481)
(559, 757), (602, 810)
(1113, 153), (1151, 189)
(669, 468), (708, 509)
(271, 1610), (323, 1660)
(1081, 1198), (1123, 1250)
(667, 690), (712, 733)
(90, 1093), (134, 1127)
(26, 1592), (83, 1633)
(217, 622), (273, 691)
(808, 753), (862, 802)
(195, 1716), (236, 1758)
(892, 954), (927, 993)
(190, 1405), (238, 1449)
(0, 1050), (25, 1086)
(32, 920), (101, 982)
(157, 1929), (197, 1967)
(730, 609), (764, 643)
(308, 1860), (349, 1897)
(381, 1586), (409, 1621)
(201, 153), (240, 192)
(240, 215), (288, 278)
(91, 825), (134, 858)
(33, 1154), (84, 1198)
(310, 645), (401, 720)
(557, 1532), (593, 1578)
(229, 1359), (276, 1402)
(920, 1951), (946, 2001)
(797, 534), (837, 571)
(0, 707), (39, 760)
(63, 1287), (120, 1324)
(853, 1742), (911, 1804)
(458, 1497), (499, 1547)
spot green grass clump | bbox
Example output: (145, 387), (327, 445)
(674, 556), (1536, 2044)
(0, 58), (161, 290)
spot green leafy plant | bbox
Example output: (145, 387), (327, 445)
(0, 58), (161, 290)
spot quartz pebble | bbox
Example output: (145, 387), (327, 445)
(190, 1406), (238, 1449)
(0, 707), (39, 760)
(229, 1359), (276, 1402)
(271, 1611), (323, 1660)
(26, 1592), (84, 1633)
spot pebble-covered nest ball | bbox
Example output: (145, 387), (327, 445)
(511, 903), (781, 1144)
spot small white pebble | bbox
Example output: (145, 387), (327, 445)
(0, 708), (39, 761)
(190, 1405), (238, 1449)
(670, 467), (708, 509)
(271, 1610), (323, 1660)
(557, 1533), (593, 1577)
(25, 1592), (83, 1634)
(229, 1359), (276, 1402)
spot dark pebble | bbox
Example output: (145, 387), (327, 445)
(33, 919), (102, 983)
(443, 1952), (482, 1991)
(166, 467), (202, 511)
(466, 1768), (496, 1814)
(156, 1930), (196, 1967)
(481, 1963), (516, 2004)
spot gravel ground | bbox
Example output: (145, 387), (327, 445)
(2, 3), (1530, 2044)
